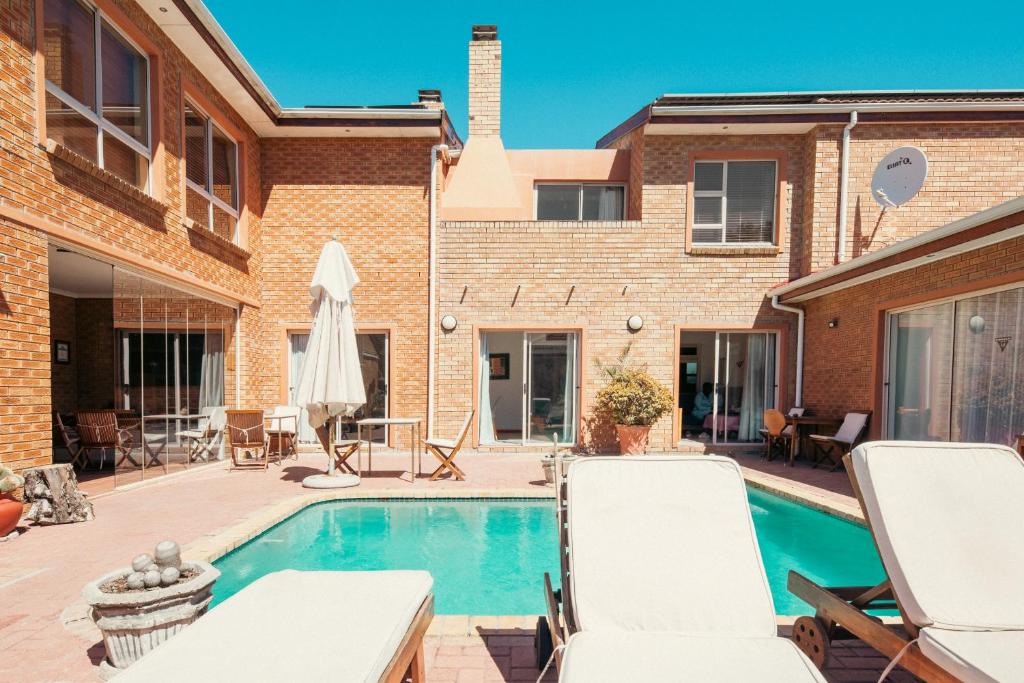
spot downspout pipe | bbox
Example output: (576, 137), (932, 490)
(427, 143), (449, 439)
(836, 110), (858, 263)
(771, 295), (804, 408)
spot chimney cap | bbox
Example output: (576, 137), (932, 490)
(471, 25), (497, 41)
(418, 89), (442, 103)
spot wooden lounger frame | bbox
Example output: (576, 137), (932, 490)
(540, 449), (576, 673)
(787, 453), (959, 682)
(380, 593), (434, 683)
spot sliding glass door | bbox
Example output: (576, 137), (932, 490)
(479, 331), (579, 446)
(887, 285), (1024, 445)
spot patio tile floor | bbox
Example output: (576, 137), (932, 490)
(1, 449), (914, 682)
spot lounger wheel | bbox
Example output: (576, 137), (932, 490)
(792, 616), (829, 669)
(534, 616), (553, 670)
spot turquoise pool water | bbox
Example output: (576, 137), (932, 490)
(212, 491), (884, 615)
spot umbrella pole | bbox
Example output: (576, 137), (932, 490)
(327, 415), (336, 477)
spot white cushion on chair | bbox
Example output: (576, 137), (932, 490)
(559, 631), (826, 682)
(117, 570), (433, 682)
(425, 438), (457, 449)
(919, 628), (1024, 683)
(177, 429), (206, 439)
(566, 456), (777, 637)
(851, 441), (1024, 630)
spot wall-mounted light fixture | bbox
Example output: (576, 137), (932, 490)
(440, 315), (458, 332)
(969, 315), (986, 334)
(627, 315), (644, 332)
(827, 318), (839, 329)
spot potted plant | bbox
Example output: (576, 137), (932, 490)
(82, 541), (219, 675)
(0, 464), (25, 538)
(594, 346), (673, 455)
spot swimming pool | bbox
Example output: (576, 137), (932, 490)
(212, 491), (884, 616)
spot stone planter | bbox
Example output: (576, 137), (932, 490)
(541, 454), (576, 484)
(82, 561), (219, 675)
(615, 424), (651, 455)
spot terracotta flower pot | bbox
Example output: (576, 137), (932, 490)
(615, 424), (651, 455)
(0, 494), (22, 537)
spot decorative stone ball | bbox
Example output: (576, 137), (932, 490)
(126, 571), (145, 590)
(154, 540), (181, 569)
(132, 554), (154, 573)
(160, 566), (180, 586)
(143, 569), (161, 588)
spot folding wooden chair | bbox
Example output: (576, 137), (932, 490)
(225, 410), (270, 471)
(332, 439), (363, 474)
(177, 406), (225, 466)
(54, 412), (85, 470)
(759, 409), (792, 462)
(808, 411), (870, 471)
(423, 410), (473, 481)
(75, 410), (136, 469)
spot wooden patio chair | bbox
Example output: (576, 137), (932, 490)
(423, 410), (473, 481)
(75, 410), (136, 470)
(177, 406), (225, 466)
(54, 412), (86, 470)
(808, 411), (870, 471)
(759, 409), (791, 462)
(225, 410), (270, 471)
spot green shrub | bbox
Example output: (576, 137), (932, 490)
(594, 346), (673, 426)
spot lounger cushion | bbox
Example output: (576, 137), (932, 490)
(919, 627), (1024, 683)
(559, 631), (827, 682)
(426, 438), (457, 449)
(851, 441), (1024, 630)
(566, 456), (777, 637)
(117, 569), (432, 682)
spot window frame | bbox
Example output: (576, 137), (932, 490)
(534, 182), (627, 221)
(42, 0), (153, 191)
(183, 96), (240, 243)
(691, 159), (777, 246)
(685, 151), (787, 253)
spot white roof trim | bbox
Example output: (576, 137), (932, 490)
(653, 102), (1024, 116)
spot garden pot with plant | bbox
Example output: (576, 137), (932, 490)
(594, 346), (673, 455)
(0, 464), (25, 537)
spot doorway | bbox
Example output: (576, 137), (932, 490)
(479, 331), (579, 446)
(679, 330), (778, 445)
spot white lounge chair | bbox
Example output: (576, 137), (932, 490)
(116, 569), (433, 682)
(554, 456), (826, 682)
(791, 441), (1024, 682)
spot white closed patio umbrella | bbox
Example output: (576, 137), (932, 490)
(296, 238), (366, 489)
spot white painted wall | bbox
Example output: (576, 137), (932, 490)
(486, 332), (523, 433)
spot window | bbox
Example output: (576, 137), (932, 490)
(43, 0), (150, 190)
(536, 184), (624, 220)
(692, 160), (777, 244)
(184, 101), (239, 243)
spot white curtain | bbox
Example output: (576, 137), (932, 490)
(198, 332), (224, 409)
(738, 334), (767, 441)
(561, 333), (577, 444)
(597, 187), (623, 220)
(289, 334), (317, 443)
(479, 334), (497, 444)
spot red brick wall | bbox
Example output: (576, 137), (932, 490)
(259, 138), (434, 435)
(74, 299), (116, 410)
(48, 293), (77, 414)
(801, 236), (1024, 435)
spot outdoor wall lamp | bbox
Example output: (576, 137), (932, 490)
(827, 318), (839, 329)
(627, 315), (644, 332)
(440, 315), (458, 332)
(969, 315), (986, 334)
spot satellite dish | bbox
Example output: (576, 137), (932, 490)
(871, 146), (928, 208)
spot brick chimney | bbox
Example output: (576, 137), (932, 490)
(468, 25), (500, 137)
(417, 89), (443, 111)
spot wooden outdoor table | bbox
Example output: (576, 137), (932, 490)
(787, 415), (843, 467)
(356, 417), (422, 482)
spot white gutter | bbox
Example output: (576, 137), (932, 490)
(770, 195), (1024, 299)
(837, 111), (858, 263)
(771, 296), (804, 408)
(650, 102), (1024, 116)
(278, 108), (442, 121)
(427, 144), (450, 439)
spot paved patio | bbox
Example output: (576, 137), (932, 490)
(1, 450), (913, 682)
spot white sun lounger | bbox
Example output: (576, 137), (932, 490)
(851, 441), (1024, 683)
(116, 569), (433, 683)
(557, 456), (826, 682)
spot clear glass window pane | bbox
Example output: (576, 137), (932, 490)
(211, 126), (237, 209)
(536, 185), (581, 220)
(102, 132), (148, 189)
(184, 104), (208, 188)
(211, 205), (237, 242)
(100, 20), (148, 145)
(725, 161), (776, 243)
(692, 227), (723, 244)
(581, 185), (624, 220)
(43, 0), (96, 109)
(186, 186), (209, 230)
(693, 196), (723, 226)
(46, 92), (98, 161)
(888, 304), (954, 441)
(694, 162), (723, 192)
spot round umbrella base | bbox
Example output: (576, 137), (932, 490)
(301, 473), (361, 489)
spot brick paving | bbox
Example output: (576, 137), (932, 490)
(1, 450), (916, 682)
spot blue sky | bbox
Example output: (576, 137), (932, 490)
(206, 0), (1024, 149)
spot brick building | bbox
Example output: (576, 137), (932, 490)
(2, 4), (1024, 476)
